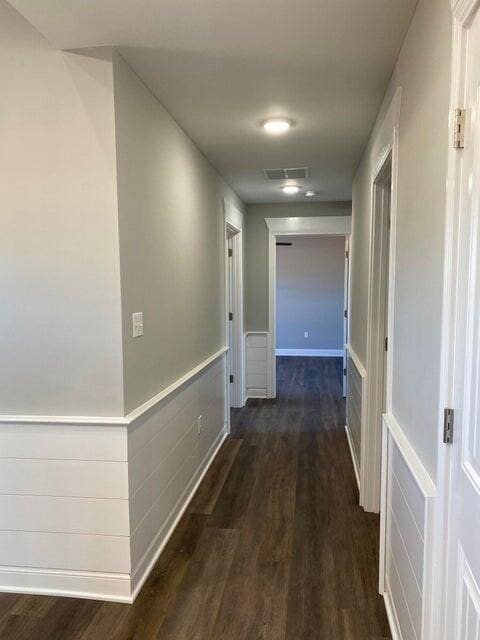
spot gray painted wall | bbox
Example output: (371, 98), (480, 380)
(0, 2), (123, 416)
(276, 236), (344, 350)
(245, 202), (351, 331)
(350, 0), (452, 479)
(113, 53), (244, 413)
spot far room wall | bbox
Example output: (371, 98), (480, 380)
(276, 236), (344, 353)
(245, 202), (352, 332)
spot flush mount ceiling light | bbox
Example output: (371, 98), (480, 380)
(282, 185), (300, 195)
(262, 118), (292, 135)
(305, 190), (317, 198)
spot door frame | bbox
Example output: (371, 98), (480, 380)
(224, 200), (245, 414)
(434, 2), (480, 639)
(362, 146), (396, 514)
(265, 216), (352, 398)
(361, 87), (401, 517)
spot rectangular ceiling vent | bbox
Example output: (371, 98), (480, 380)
(263, 167), (310, 181)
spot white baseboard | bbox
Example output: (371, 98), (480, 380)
(0, 566), (132, 603)
(276, 348), (344, 357)
(383, 586), (403, 640)
(344, 424), (360, 491)
(130, 424), (228, 601)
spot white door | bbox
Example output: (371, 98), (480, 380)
(445, 10), (480, 639)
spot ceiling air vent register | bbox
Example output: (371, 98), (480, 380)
(263, 167), (310, 181)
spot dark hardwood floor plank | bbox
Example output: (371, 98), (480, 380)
(188, 436), (243, 515)
(106, 513), (207, 640)
(207, 440), (262, 530)
(154, 527), (239, 640)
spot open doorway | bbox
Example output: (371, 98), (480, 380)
(225, 222), (244, 412)
(362, 151), (392, 512)
(265, 216), (352, 398)
(275, 235), (347, 391)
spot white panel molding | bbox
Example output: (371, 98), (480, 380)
(346, 348), (366, 497)
(0, 347), (227, 426)
(245, 389), (267, 400)
(245, 330), (268, 340)
(276, 348), (343, 357)
(381, 413), (436, 640)
(266, 216), (352, 399)
(245, 332), (268, 401)
(130, 423), (228, 600)
(345, 425), (360, 490)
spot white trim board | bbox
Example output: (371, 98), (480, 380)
(265, 216), (352, 235)
(346, 343), (367, 378)
(0, 566), (132, 603)
(0, 347), (228, 426)
(276, 349), (343, 357)
(225, 217), (245, 410)
(266, 216), (352, 399)
(362, 87), (401, 515)
(345, 425), (360, 490)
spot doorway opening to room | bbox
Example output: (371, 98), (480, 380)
(275, 235), (348, 397)
(265, 216), (351, 398)
(225, 222), (244, 414)
(362, 150), (392, 513)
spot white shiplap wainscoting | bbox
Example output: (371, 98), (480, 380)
(380, 414), (436, 640)
(245, 332), (268, 400)
(128, 353), (227, 598)
(0, 422), (131, 601)
(0, 349), (228, 603)
(345, 345), (366, 492)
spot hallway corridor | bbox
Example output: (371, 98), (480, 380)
(0, 358), (390, 640)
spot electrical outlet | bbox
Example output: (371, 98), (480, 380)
(304, 331), (309, 339)
(197, 415), (202, 435)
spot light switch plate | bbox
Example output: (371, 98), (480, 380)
(132, 312), (143, 338)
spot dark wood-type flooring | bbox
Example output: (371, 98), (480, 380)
(0, 357), (391, 640)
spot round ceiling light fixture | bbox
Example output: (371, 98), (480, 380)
(305, 190), (317, 198)
(262, 118), (292, 135)
(282, 185), (300, 195)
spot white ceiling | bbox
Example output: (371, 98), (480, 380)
(8, 0), (417, 203)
